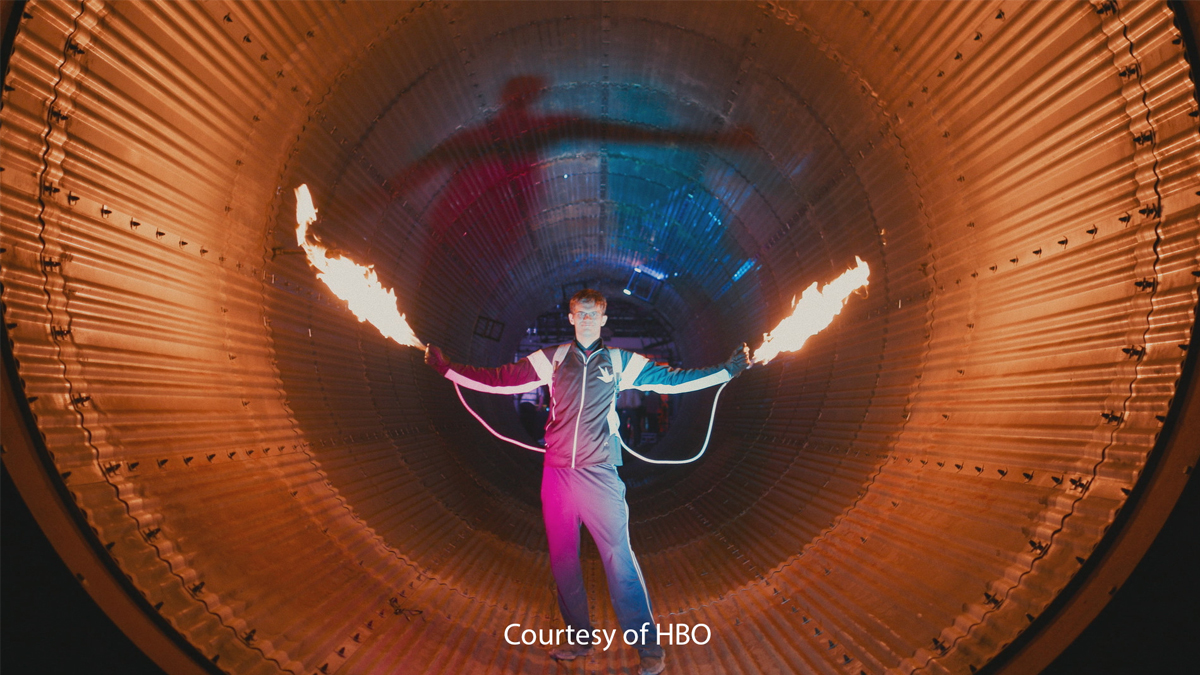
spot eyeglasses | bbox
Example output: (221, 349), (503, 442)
(573, 310), (603, 320)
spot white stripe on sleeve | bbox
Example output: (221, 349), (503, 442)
(527, 349), (553, 383)
(445, 367), (545, 395)
(633, 369), (730, 394)
(618, 352), (648, 391)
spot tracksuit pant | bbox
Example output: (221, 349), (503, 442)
(541, 463), (663, 657)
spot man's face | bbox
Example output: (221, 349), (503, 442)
(568, 301), (607, 345)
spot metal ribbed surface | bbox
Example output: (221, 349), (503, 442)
(2, 1), (1197, 674)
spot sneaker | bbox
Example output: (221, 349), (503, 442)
(548, 644), (593, 661)
(638, 653), (666, 675)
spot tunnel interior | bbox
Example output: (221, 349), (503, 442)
(2, 2), (1199, 674)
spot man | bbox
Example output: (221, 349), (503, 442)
(425, 289), (750, 675)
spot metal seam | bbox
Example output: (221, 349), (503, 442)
(915, 3), (1173, 672)
(27, 1), (267, 672)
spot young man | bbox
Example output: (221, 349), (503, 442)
(425, 289), (750, 675)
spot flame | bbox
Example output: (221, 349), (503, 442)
(294, 184), (425, 349)
(752, 256), (869, 365)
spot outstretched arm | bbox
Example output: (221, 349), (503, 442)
(620, 344), (751, 394)
(526, 117), (756, 151)
(426, 344), (552, 394)
(390, 116), (754, 192)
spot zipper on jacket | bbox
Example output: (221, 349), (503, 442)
(571, 348), (598, 468)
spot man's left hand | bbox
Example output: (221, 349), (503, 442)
(724, 343), (751, 376)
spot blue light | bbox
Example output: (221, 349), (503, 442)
(634, 265), (667, 281)
(731, 259), (756, 282)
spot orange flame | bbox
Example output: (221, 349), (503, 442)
(294, 185), (425, 349)
(752, 256), (869, 365)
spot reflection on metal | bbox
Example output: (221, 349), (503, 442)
(2, 1), (1198, 674)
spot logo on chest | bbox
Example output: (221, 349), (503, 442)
(597, 367), (615, 383)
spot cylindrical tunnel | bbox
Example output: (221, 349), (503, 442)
(2, 2), (1199, 674)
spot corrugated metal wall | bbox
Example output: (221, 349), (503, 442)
(2, 1), (1197, 674)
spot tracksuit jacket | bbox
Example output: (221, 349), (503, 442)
(435, 339), (735, 467)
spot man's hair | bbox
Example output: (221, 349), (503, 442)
(569, 289), (607, 313)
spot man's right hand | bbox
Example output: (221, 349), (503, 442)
(425, 344), (451, 375)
